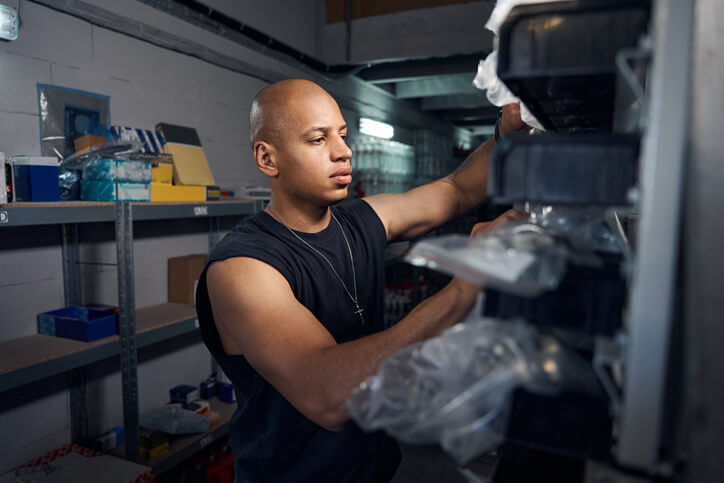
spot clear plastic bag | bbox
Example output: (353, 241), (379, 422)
(139, 406), (210, 434)
(405, 207), (624, 296)
(347, 318), (597, 464)
(528, 205), (625, 256)
(405, 224), (568, 296)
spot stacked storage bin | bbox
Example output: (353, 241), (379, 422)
(480, 1), (650, 480)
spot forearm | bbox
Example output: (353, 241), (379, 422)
(304, 278), (480, 428)
(441, 135), (497, 216)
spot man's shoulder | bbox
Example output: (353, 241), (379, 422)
(211, 213), (284, 260)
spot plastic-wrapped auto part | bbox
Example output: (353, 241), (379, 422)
(405, 206), (624, 296)
(38, 84), (111, 159)
(139, 406), (210, 434)
(58, 168), (81, 201)
(347, 318), (599, 464)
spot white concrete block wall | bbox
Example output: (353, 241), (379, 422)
(0, 0), (301, 471)
(0, 0), (471, 472)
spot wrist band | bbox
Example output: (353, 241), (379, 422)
(494, 107), (503, 142)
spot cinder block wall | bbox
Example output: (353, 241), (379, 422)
(0, 0), (476, 471)
(0, 0), (322, 471)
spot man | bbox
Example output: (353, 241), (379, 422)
(196, 79), (526, 482)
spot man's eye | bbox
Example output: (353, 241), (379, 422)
(310, 138), (324, 144)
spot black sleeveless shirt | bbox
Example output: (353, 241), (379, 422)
(195, 199), (401, 482)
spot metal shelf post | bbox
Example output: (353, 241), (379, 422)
(116, 202), (140, 460)
(617, 0), (694, 469)
(62, 223), (89, 446)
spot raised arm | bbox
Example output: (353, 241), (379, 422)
(206, 256), (482, 432)
(365, 103), (528, 242)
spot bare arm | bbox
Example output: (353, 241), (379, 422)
(365, 103), (528, 242)
(206, 257), (480, 432)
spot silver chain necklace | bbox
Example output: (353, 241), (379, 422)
(267, 207), (365, 325)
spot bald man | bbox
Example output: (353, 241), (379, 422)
(195, 79), (526, 482)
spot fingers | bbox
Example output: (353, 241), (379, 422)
(469, 209), (529, 238)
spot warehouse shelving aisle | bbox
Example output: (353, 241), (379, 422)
(0, 199), (259, 463)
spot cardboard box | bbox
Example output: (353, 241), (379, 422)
(38, 306), (117, 341)
(168, 254), (208, 304)
(8, 444), (153, 482)
(170, 384), (199, 404)
(152, 162), (173, 184)
(74, 134), (108, 154)
(82, 158), (152, 182)
(81, 180), (150, 201)
(156, 123), (215, 186)
(110, 126), (164, 153)
(206, 185), (221, 200)
(150, 182), (205, 202)
(10, 156), (60, 202)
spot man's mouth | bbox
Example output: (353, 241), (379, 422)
(331, 168), (352, 185)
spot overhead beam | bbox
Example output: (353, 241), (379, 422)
(464, 125), (496, 136)
(437, 106), (499, 123)
(420, 93), (491, 111)
(395, 74), (480, 99)
(357, 52), (488, 84)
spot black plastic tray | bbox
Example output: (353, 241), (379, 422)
(488, 133), (639, 206)
(502, 386), (612, 461)
(483, 254), (626, 337)
(492, 444), (586, 483)
(497, 0), (650, 131)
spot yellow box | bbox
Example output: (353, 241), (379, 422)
(74, 134), (107, 154)
(150, 182), (205, 202)
(152, 162), (173, 184)
(163, 143), (215, 186)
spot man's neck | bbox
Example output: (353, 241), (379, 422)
(266, 197), (331, 233)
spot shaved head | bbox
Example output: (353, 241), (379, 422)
(249, 79), (334, 148)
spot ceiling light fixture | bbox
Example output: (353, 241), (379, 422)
(0, 4), (19, 41)
(359, 117), (394, 139)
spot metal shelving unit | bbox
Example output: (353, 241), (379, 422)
(0, 199), (257, 461)
(113, 397), (236, 477)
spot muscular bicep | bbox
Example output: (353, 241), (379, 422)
(206, 257), (340, 425)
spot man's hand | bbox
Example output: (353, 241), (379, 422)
(498, 103), (530, 138)
(450, 209), (529, 296)
(469, 209), (528, 238)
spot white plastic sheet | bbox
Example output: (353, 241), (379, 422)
(472, 0), (566, 131)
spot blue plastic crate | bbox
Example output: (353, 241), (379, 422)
(37, 306), (117, 342)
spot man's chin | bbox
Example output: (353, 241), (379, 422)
(327, 187), (350, 204)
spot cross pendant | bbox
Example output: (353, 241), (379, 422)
(354, 304), (365, 325)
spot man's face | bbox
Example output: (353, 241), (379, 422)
(272, 93), (353, 205)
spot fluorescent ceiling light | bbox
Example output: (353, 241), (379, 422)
(0, 4), (18, 41)
(359, 117), (394, 139)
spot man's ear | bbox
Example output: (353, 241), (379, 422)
(254, 141), (279, 177)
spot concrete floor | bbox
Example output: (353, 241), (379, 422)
(390, 444), (496, 483)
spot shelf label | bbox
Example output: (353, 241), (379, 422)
(200, 435), (213, 448)
(0, 211), (7, 224)
(194, 206), (208, 216)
